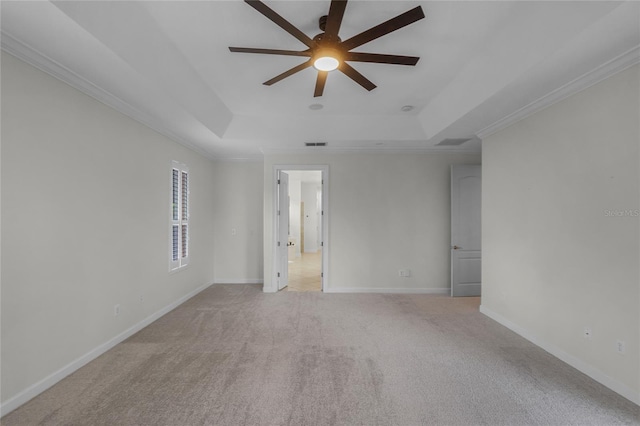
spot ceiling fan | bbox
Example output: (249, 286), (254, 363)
(229, 0), (425, 97)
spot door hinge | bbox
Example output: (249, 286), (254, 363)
(277, 179), (280, 185)
(277, 272), (280, 277)
(321, 241), (324, 247)
(277, 210), (280, 216)
(321, 272), (324, 277)
(277, 241), (281, 247)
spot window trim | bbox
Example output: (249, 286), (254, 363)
(170, 160), (189, 271)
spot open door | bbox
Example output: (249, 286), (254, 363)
(277, 171), (290, 291)
(451, 165), (482, 296)
(272, 165), (329, 293)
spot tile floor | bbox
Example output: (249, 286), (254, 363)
(286, 251), (322, 292)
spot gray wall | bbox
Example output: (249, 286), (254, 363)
(1, 52), (216, 406)
(482, 65), (639, 402)
(212, 161), (264, 283)
(263, 152), (482, 293)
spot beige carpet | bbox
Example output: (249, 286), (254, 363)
(3, 285), (638, 425)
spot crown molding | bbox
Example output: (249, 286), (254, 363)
(260, 145), (482, 156)
(477, 45), (640, 140)
(1, 31), (214, 160)
(211, 157), (265, 163)
(9, 26), (634, 157)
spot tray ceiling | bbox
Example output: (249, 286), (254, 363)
(2, 1), (638, 159)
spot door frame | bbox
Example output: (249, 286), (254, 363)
(276, 170), (290, 291)
(272, 164), (329, 292)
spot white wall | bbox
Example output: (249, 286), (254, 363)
(1, 53), (216, 408)
(212, 161), (264, 283)
(482, 65), (639, 403)
(263, 152), (482, 293)
(288, 177), (302, 257)
(301, 181), (320, 252)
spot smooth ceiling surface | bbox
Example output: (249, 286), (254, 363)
(2, 1), (639, 159)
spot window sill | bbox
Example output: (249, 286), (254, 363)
(169, 264), (189, 275)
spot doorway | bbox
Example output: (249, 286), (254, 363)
(274, 166), (328, 292)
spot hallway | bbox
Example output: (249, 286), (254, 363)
(287, 251), (321, 292)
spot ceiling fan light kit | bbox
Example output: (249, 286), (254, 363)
(313, 48), (341, 71)
(229, 0), (425, 97)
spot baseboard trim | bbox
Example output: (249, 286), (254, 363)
(213, 279), (264, 285)
(0, 282), (214, 417)
(324, 287), (449, 294)
(479, 305), (640, 406)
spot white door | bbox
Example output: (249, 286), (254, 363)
(277, 171), (290, 291)
(451, 165), (481, 297)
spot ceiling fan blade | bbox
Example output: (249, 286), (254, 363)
(245, 0), (316, 49)
(229, 47), (312, 57)
(340, 6), (425, 51)
(264, 59), (313, 86)
(314, 71), (328, 97)
(324, 0), (348, 42)
(338, 62), (376, 91)
(344, 52), (419, 66)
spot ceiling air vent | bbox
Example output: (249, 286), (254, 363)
(305, 142), (327, 147)
(435, 138), (472, 146)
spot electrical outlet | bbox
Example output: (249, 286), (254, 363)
(114, 304), (121, 317)
(139, 294), (144, 303)
(399, 269), (412, 278)
(583, 327), (592, 339)
(616, 340), (626, 355)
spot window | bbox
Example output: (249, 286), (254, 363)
(170, 161), (189, 270)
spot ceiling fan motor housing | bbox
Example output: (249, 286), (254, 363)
(313, 32), (341, 44)
(319, 15), (328, 31)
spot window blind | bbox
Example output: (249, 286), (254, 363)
(170, 162), (189, 270)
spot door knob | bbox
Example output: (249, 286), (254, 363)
(453, 245), (461, 250)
